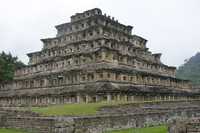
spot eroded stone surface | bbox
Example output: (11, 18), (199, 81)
(0, 8), (198, 107)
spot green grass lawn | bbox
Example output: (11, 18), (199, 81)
(105, 126), (168, 133)
(29, 100), (185, 116)
(0, 128), (28, 133)
(31, 103), (104, 116)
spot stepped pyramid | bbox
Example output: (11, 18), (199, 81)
(0, 8), (195, 106)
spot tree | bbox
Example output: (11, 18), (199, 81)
(0, 51), (25, 83)
(176, 52), (200, 86)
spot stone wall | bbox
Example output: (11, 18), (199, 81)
(169, 118), (200, 133)
(0, 81), (198, 107)
(4, 117), (55, 133)
(0, 109), (74, 133)
(0, 93), (198, 107)
(73, 108), (200, 133)
(1, 105), (200, 133)
(73, 112), (167, 133)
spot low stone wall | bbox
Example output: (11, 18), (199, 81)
(73, 108), (200, 133)
(1, 115), (74, 133)
(186, 122), (200, 133)
(0, 109), (54, 133)
(4, 117), (55, 133)
(98, 100), (200, 115)
(169, 118), (200, 133)
(73, 112), (167, 133)
(1, 103), (200, 133)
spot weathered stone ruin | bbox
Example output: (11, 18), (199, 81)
(0, 101), (200, 133)
(0, 8), (199, 107)
(1, 8), (200, 133)
(169, 117), (200, 133)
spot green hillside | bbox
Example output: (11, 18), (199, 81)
(176, 52), (200, 86)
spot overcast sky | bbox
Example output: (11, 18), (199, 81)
(0, 0), (199, 67)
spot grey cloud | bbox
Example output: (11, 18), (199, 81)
(0, 0), (199, 67)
